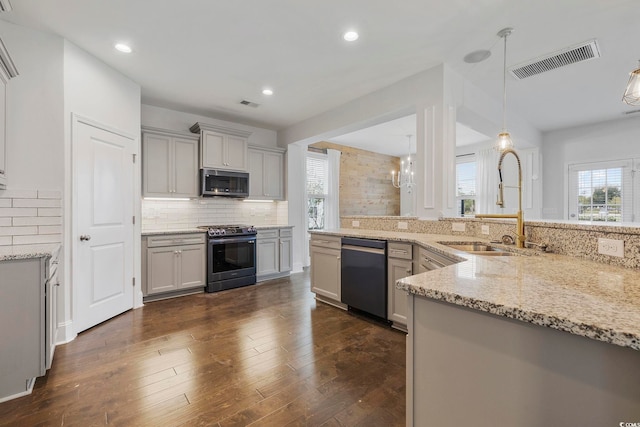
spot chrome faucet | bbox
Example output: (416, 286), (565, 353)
(476, 148), (525, 248)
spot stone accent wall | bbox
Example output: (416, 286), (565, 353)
(0, 189), (63, 246)
(310, 142), (400, 216)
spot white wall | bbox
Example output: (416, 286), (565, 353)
(141, 104), (277, 149)
(0, 21), (64, 190)
(62, 40), (141, 342)
(542, 116), (640, 220)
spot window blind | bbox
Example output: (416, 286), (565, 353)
(568, 159), (634, 222)
(306, 153), (328, 196)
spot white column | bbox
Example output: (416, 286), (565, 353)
(286, 143), (307, 272)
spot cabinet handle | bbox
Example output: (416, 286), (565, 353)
(390, 249), (408, 255)
(406, 269), (412, 274)
(80, 235), (91, 241)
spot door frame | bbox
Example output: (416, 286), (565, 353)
(68, 113), (140, 338)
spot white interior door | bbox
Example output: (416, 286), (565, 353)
(73, 117), (134, 333)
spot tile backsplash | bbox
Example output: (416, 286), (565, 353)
(0, 189), (63, 246)
(340, 215), (640, 269)
(142, 198), (288, 231)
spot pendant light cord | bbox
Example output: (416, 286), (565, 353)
(502, 32), (508, 132)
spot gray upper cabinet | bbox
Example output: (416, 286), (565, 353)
(190, 122), (251, 172)
(142, 127), (199, 198)
(248, 146), (285, 200)
(0, 38), (19, 190)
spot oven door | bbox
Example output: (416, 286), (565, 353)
(208, 235), (256, 283)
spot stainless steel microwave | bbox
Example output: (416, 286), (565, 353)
(200, 169), (249, 198)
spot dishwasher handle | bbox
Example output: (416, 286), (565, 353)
(341, 244), (385, 255)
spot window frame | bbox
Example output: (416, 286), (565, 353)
(456, 155), (477, 217)
(567, 159), (634, 223)
(306, 151), (329, 230)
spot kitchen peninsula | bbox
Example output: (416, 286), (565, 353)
(310, 219), (640, 426)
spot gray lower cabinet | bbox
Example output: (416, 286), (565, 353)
(256, 227), (293, 281)
(45, 247), (61, 371)
(0, 257), (46, 402)
(387, 242), (413, 329)
(143, 233), (206, 299)
(309, 234), (342, 305)
(417, 246), (458, 272)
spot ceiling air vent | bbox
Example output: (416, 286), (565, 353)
(509, 39), (600, 80)
(0, 0), (12, 12)
(240, 99), (260, 108)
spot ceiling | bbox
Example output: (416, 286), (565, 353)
(4, 0), (640, 137)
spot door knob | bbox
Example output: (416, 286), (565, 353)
(80, 235), (91, 241)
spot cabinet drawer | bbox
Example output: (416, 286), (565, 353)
(310, 234), (341, 250)
(418, 246), (458, 269)
(257, 229), (279, 239)
(279, 228), (293, 238)
(388, 242), (412, 260)
(147, 233), (206, 248)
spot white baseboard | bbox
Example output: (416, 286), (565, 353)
(0, 378), (36, 403)
(56, 320), (76, 344)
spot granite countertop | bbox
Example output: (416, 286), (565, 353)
(0, 243), (61, 261)
(311, 229), (640, 351)
(142, 225), (294, 236)
(142, 229), (206, 236)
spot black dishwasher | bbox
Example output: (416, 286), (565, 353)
(341, 237), (387, 319)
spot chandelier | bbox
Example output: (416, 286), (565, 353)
(391, 135), (415, 193)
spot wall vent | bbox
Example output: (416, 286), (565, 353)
(509, 39), (600, 80)
(240, 99), (260, 108)
(0, 0), (12, 13)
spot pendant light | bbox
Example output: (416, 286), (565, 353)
(495, 27), (514, 152)
(622, 60), (640, 105)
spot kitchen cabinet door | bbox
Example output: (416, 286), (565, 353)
(177, 244), (206, 290)
(388, 257), (412, 327)
(172, 137), (199, 198)
(146, 246), (179, 295)
(257, 237), (279, 276)
(279, 236), (292, 273)
(142, 129), (199, 198)
(143, 133), (172, 196)
(310, 245), (341, 301)
(263, 151), (283, 199)
(0, 81), (6, 189)
(248, 147), (284, 200)
(225, 135), (247, 171)
(201, 131), (225, 169)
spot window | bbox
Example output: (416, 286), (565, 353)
(568, 160), (633, 222)
(456, 156), (476, 217)
(307, 152), (328, 230)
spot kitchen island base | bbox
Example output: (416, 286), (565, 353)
(406, 295), (640, 427)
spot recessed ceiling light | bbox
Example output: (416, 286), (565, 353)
(262, 88), (273, 96)
(115, 43), (132, 53)
(464, 49), (491, 64)
(343, 31), (359, 42)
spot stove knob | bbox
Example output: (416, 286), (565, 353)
(248, 226), (256, 233)
(220, 229), (226, 235)
(212, 229), (220, 236)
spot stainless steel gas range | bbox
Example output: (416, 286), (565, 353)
(197, 225), (257, 292)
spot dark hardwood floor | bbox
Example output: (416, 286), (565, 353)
(0, 270), (406, 426)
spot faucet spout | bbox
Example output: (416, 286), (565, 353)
(476, 148), (525, 248)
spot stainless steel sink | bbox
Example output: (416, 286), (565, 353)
(441, 243), (515, 256)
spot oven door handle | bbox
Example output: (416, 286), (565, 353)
(209, 237), (256, 245)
